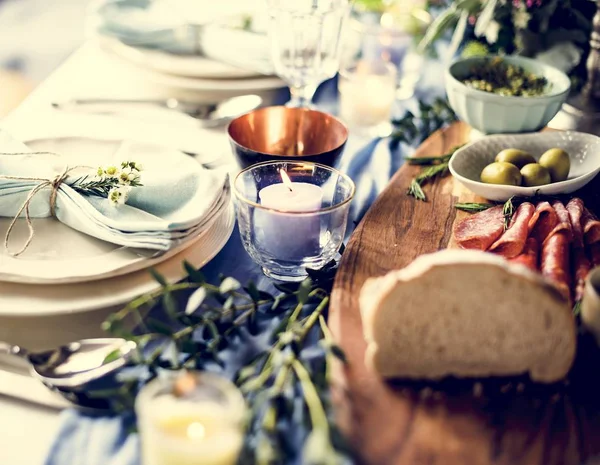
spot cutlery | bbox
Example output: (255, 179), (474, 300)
(0, 338), (136, 409)
(51, 94), (263, 128)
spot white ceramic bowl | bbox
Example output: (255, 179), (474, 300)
(449, 131), (600, 201)
(445, 55), (571, 134)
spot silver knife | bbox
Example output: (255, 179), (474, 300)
(51, 94), (262, 127)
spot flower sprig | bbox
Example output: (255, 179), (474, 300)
(85, 257), (350, 464)
(72, 161), (143, 206)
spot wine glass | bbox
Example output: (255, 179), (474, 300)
(267, 0), (350, 108)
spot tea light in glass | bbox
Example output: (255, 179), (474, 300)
(233, 161), (355, 282)
(338, 59), (397, 135)
(135, 371), (246, 465)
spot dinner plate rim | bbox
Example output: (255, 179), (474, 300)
(0, 204), (235, 317)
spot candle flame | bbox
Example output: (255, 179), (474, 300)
(187, 422), (206, 439)
(279, 169), (293, 192)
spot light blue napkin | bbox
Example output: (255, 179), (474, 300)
(88, 0), (273, 75)
(0, 135), (228, 252)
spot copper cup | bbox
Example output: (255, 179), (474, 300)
(227, 106), (348, 168)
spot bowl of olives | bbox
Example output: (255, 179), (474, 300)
(448, 131), (600, 201)
(445, 56), (571, 134)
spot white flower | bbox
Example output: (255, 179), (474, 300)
(484, 20), (501, 45)
(119, 169), (132, 185)
(104, 166), (119, 178)
(108, 186), (131, 206)
(132, 162), (143, 172)
(513, 8), (531, 29)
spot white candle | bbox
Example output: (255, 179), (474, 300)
(256, 172), (323, 261)
(136, 373), (245, 465)
(139, 398), (243, 465)
(339, 59), (397, 129)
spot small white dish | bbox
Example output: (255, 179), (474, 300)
(449, 131), (600, 201)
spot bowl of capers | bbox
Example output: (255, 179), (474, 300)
(445, 55), (571, 134)
(448, 131), (600, 201)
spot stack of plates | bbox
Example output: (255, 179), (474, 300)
(88, 0), (285, 95)
(0, 137), (235, 315)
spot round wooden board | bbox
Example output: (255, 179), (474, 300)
(329, 122), (600, 465)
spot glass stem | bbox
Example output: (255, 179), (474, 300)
(288, 83), (318, 108)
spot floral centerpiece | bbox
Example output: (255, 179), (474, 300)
(419, 0), (596, 90)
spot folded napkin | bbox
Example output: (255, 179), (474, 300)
(88, 0), (273, 75)
(0, 132), (228, 254)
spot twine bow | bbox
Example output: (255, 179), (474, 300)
(0, 151), (89, 257)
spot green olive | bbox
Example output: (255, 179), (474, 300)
(495, 149), (536, 168)
(538, 148), (570, 182)
(520, 163), (551, 187)
(480, 162), (522, 186)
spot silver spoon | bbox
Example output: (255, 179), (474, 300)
(0, 338), (136, 407)
(51, 94), (263, 127)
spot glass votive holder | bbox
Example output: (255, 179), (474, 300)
(233, 161), (355, 282)
(135, 371), (246, 465)
(338, 58), (397, 136)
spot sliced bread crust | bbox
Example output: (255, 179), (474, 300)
(360, 250), (576, 383)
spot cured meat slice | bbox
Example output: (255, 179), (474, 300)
(573, 247), (592, 303)
(566, 198), (585, 248)
(528, 201), (558, 244)
(583, 208), (600, 245)
(546, 201), (572, 242)
(541, 231), (571, 303)
(489, 202), (535, 258)
(454, 205), (504, 251)
(508, 237), (539, 271)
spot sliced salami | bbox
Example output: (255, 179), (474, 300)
(541, 231), (571, 303)
(573, 247), (591, 303)
(508, 237), (539, 271)
(566, 198), (585, 248)
(454, 205), (505, 251)
(489, 202), (535, 258)
(528, 201), (558, 244)
(583, 208), (600, 245)
(546, 201), (573, 242)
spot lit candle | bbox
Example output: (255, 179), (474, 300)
(136, 372), (245, 465)
(338, 59), (397, 130)
(255, 169), (323, 261)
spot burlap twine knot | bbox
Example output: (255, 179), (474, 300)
(0, 151), (90, 257)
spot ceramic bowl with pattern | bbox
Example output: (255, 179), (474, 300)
(445, 55), (571, 134)
(449, 131), (600, 201)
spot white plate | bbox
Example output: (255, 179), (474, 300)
(143, 66), (285, 92)
(449, 131), (600, 202)
(0, 204), (235, 316)
(0, 137), (228, 284)
(99, 36), (263, 79)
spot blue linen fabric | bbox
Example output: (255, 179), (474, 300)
(45, 60), (448, 465)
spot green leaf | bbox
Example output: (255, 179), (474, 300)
(146, 318), (174, 336)
(162, 292), (178, 319)
(220, 277), (241, 294)
(297, 278), (313, 305)
(103, 348), (123, 365)
(417, 7), (459, 53)
(224, 295), (235, 310)
(454, 202), (495, 213)
(183, 261), (205, 283)
(185, 287), (207, 315)
(149, 268), (167, 287)
(329, 345), (347, 364)
(244, 281), (260, 302)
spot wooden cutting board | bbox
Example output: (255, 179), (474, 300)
(329, 122), (600, 465)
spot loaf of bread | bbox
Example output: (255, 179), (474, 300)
(360, 249), (576, 383)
